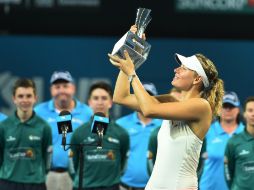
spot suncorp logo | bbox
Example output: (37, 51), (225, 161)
(177, 0), (250, 11)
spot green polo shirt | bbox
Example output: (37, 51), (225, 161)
(225, 128), (254, 190)
(70, 120), (129, 188)
(0, 112), (52, 184)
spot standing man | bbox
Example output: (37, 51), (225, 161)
(224, 96), (254, 190)
(116, 82), (162, 190)
(200, 91), (245, 190)
(70, 81), (130, 190)
(0, 112), (7, 122)
(0, 78), (52, 190)
(35, 71), (93, 190)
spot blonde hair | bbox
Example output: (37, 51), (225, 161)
(196, 53), (224, 117)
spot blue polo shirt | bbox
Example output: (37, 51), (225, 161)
(34, 99), (93, 169)
(116, 112), (162, 188)
(0, 113), (7, 122)
(199, 120), (244, 190)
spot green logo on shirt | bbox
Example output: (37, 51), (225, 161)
(9, 147), (35, 160)
(243, 161), (254, 173)
(86, 149), (115, 161)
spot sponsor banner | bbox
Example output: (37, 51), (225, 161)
(175, 0), (254, 14)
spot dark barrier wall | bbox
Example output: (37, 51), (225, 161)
(0, 35), (253, 117)
(1, 1), (254, 39)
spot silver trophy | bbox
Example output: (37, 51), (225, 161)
(112, 8), (152, 70)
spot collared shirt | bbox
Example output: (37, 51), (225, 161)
(116, 112), (162, 188)
(0, 113), (7, 122)
(200, 120), (245, 190)
(35, 99), (93, 169)
(70, 119), (130, 188)
(0, 112), (52, 183)
(225, 129), (254, 190)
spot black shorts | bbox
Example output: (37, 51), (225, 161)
(0, 179), (46, 190)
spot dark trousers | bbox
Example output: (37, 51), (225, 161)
(73, 184), (119, 190)
(0, 179), (47, 190)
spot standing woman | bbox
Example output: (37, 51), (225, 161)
(108, 43), (224, 189)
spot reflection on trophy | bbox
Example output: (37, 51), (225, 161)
(111, 8), (152, 70)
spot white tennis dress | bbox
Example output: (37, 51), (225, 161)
(145, 120), (202, 190)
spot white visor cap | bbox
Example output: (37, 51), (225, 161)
(175, 53), (209, 88)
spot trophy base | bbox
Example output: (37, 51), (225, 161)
(112, 31), (151, 70)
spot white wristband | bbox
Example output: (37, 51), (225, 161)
(128, 73), (136, 83)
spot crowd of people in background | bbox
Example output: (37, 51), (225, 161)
(34, 71), (93, 190)
(1, 16), (254, 189)
(199, 92), (245, 190)
(0, 71), (254, 190)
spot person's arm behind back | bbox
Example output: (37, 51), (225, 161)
(147, 127), (160, 175)
(70, 132), (80, 172)
(42, 123), (53, 173)
(119, 127), (130, 174)
(224, 138), (236, 188)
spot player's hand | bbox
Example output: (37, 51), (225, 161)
(108, 50), (135, 75)
(130, 25), (146, 40)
